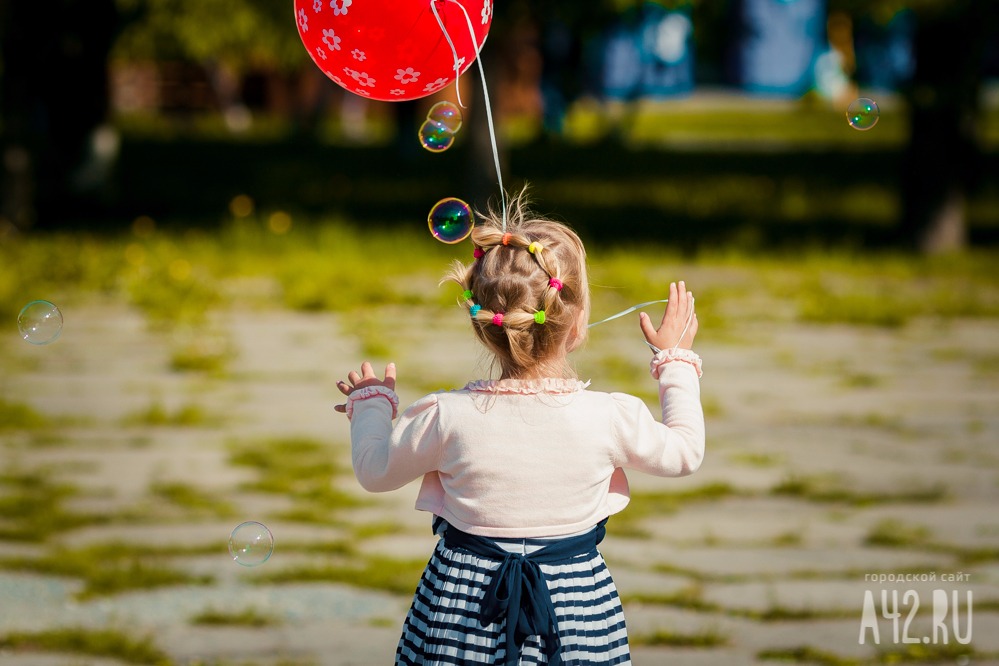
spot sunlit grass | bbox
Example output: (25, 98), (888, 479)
(190, 606), (283, 627)
(255, 553), (428, 595)
(228, 437), (366, 524)
(0, 541), (215, 599)
(0, 627), (170, 665)
(771, 474), (946, 506)
(0, 470), (104, 541)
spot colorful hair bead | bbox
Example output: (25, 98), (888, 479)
(501, 233), (512, 246)
(469, 304), (482, 318)
(549, 278), (563, 291)
(534, 310), (546, 324)
(462, 289), (473, 301)
(528, 242), (543, 254)
(492, 312), (505, 327)
(473, 247), (485, 259)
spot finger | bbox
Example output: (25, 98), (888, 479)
(347, 370), (361, 386)
(360, 361), (376, 379)
(384, 362), (397, 391)
(662, 282), (678, 325)
(336, 380), (352, 396)
(639, 311), (657, 341)
(334, 403), (346, 413)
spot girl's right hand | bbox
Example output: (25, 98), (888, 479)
(639, 281), (698, 351)
(333, 361), (397, 414)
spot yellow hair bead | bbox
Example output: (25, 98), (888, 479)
(528, 242), (544, 254)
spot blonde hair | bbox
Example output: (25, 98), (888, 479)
(444, 188), (590, 379)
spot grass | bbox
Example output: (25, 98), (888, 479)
(255, 553), (428, 595)
(771, 474), (946, 507)
(190, 607), (283, 627)
(0, 541), (215, 599)
(0, 398), (48, 430)
(629, 627), (728, 648)
(609, 481), (740, 537)
(122, 400), (219, 427)
(0, 627), (170, 665)
(0, 469), (104, 541)
(758, 643), (978, 665)
(228, 437), (366, 523)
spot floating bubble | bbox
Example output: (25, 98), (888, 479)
(419, 120), (455, 153)
(228, 521), (274, 567)
(428, 101), (462, 133)
(17, 300), (63, 345)
(846, 97), (880, 131)
(428, 197), (474, 244)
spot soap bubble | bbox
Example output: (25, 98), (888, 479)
(419, 120), (455, 153)
(228, 521), (274, 567)
(428, 197), (474, 244)
(428, 101), (462, 133)
(17, 300), (63, 345)
(847, 97), (880, 131)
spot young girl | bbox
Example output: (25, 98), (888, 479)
(335, 192), (704, 665)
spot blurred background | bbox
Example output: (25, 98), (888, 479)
(2, 0), (998, 254)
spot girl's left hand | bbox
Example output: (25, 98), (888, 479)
(333, 361), (397, 414)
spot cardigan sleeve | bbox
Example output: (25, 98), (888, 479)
(609, 357), (705, 477)
(350, 392), (442, 492)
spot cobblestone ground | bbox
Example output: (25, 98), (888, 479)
(1, 298), (997, 665)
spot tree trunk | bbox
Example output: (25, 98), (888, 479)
(898, 0), (992, 254)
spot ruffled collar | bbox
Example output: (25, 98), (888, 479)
(463, 377), (590, 395)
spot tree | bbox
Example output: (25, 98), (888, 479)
(831, 0), (996, 253)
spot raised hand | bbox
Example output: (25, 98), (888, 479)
(638, 281), (698, 352)
(334, 361), (397, 414)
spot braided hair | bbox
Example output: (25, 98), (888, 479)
(443, 188), (590, 379)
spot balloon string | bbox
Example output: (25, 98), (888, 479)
(587, 300), (668, 328)
(441, 0), (508, 231)
(588, 298), (695, 353)
(429, 0), (465, 108)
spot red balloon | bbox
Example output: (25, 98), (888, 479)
(294, 0), (493, 102)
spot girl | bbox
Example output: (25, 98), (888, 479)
(335, 192), (704, 665)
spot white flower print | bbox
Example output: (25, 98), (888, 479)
(481, 0), (491, 24)
(394, 67), (420, 84)
(355, 71), (376, 87)
(452, 56), (466, 72)
(313, 0), (322, 12)
(351, 49), (366, 62)
(423, 77), (449, 93)
(330, 0), (351, 16)
(316, 46), (327, 61)
(390, 89), (407, 96)
(353, 87), (371, 96)
(343, 67), (359, 80)
(297, 8), (308, 31)
(322, 28), (341, 51)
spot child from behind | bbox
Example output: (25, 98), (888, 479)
(336, 191), (705, 665)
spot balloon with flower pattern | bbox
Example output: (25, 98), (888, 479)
(294, 0), (493, 102)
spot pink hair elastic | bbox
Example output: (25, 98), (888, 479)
(473, 247), (485, 259)
(548, 278), (563, 291)
(492, 312), (505, 327)
(501, 233), (512, 246)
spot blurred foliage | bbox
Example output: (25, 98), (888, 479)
(113, 0), (307, 72)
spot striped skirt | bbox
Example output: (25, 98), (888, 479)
(396, 521), (631, 665)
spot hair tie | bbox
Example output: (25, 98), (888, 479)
(534, 310), (546, 324)
(473, 247), (484, 259)
(462, 289), (473, 301)
(528, 242), (543, 254)
(469, 304), (482, 318)
(548, 278), (563, 291)
(501, 233), (512, 246)
(492, 312), (504, 327)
